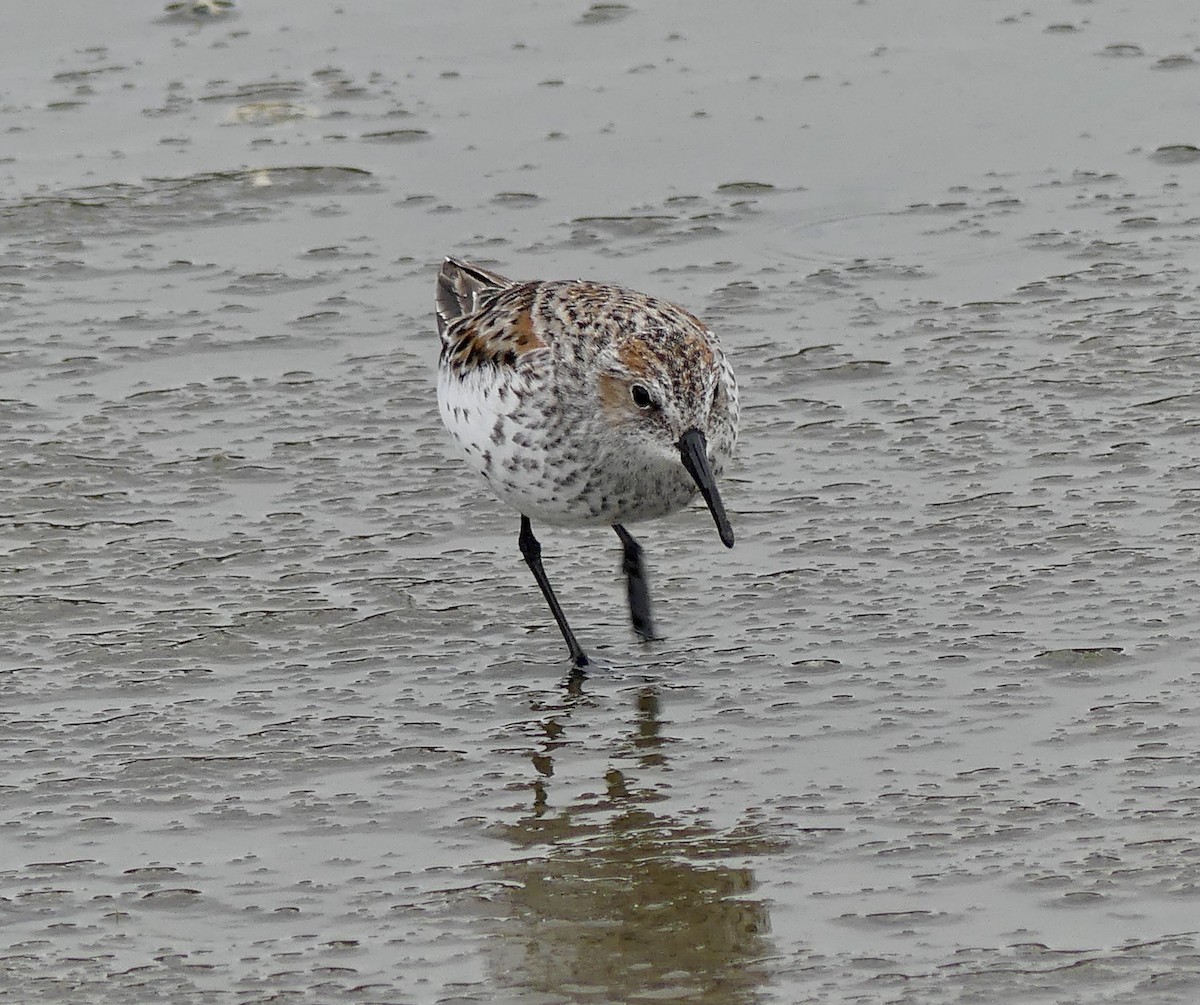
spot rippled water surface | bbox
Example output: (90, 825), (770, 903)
(4, 2), (1200, 1002)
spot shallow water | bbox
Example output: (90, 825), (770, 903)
(4, 2), (1200, 1002)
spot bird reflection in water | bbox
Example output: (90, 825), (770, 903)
(483, 685), (782, 1003)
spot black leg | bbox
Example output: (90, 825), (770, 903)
(518, 516), (589, 669)
(613, 524), (657, 641)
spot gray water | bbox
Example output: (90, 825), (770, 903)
(4, 2), (1200, 1002)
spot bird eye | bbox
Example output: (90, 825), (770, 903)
(630, 384), (655, 410)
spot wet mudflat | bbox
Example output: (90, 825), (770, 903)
(3, 1), (1200, 1002)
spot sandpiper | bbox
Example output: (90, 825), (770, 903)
(436, 257), (739, 669)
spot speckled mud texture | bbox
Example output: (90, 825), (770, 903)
(4, 2), (1200, 1003)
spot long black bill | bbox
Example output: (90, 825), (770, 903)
(678, 428), (734, 548)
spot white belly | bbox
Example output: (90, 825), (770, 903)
(436, 366), (698, 527)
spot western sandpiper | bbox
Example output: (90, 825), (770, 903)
(436, 257), (739, 670)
